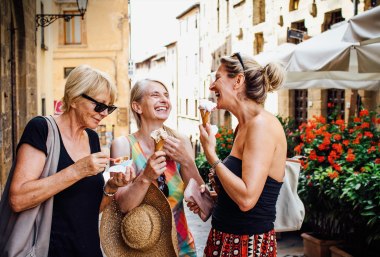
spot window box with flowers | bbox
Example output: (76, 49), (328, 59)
(295, 108), (380, 256)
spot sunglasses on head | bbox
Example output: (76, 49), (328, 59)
(81, 94), (117, 114)
(231, 52), (245, 70)
(157, 173), (169, 198)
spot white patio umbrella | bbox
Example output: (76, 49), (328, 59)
(253, 43), (296, 66)
(284, 6), (380, 90)
(342, 5), (380, 44)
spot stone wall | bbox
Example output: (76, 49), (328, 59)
(0, 0), (37, 194)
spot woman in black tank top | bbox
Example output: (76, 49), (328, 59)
(2, 65), (135, 257)
(189, 53), (287, 257)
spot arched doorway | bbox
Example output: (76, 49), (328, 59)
(223, 111), (232, 129)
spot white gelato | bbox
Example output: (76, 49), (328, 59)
(106, 159), (133, 173)
(150, 128), (169, 143)
(198, 99), (217, 112)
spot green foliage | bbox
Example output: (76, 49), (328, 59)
(296, 107), (380, 248)
(276, 115), (301, 158)
(195, 126), (234, 185)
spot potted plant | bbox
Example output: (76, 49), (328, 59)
(295, 108), (380, 257)
(277, 115), (301, 158)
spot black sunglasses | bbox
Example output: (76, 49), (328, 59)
(157, 173), (169, 197)
(81, 94), (117, 114)
(231, 52), (245, 71)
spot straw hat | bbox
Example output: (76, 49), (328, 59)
(100, 184), (179, 257)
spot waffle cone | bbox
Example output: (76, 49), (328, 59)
(155, 139), (165, 151)
(201, 111), (210, 126)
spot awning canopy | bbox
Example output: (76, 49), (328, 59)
(256, 6), (380, 90)
(285, 9), (380, 90)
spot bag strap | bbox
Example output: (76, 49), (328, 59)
(31, 116), (60, 248)
(0, 116), (61, 256)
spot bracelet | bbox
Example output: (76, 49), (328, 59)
(210, 159), (222, 171)
(103, 184), (117, 197)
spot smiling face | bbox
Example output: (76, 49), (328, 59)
(133, 81), (172, 124)
(210, 64), (239, 110)
(73, 89), (112, 129)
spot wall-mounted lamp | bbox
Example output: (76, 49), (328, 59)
(36, 0), (88, 29)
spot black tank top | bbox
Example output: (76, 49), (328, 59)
(212, 155), (283, 235)
(17, 117), (104, 257)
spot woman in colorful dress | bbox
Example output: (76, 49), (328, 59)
(111, 79), (204, 257)
(190, 53), (287, 257)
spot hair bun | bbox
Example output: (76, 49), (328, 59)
(264, 62), (285, 92)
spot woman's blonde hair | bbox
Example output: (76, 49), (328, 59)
(220, 53), (285, 104)
(130, 79), (178, 138)
(61, 65), (117, 112)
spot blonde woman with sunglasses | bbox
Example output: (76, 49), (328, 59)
(1, 65), (135, 257)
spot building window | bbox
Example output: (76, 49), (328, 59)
(41, 97), (46, 116)
(253, 0), (265, 25)
(217, 0), (220, 32)
(254, 32), (264, 55)
(195, 99), (198, 117)
(185, 99), (189, 116)
(322, 9), (345, 32)
(294, 90), (308, 127)
(288, 20), (307, 44)
(64, 67), (75, 78)
(365, 0), (380, 10)
(289, 0), (300, 11)
(64, 11), (82, 44)
(327, 89), (345, 121)
(224, 111), (232, 129)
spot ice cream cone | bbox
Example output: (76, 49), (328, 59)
(198, 100), (216, 127)
(155, 139), (165, 151)
(151, 128), (168, 152)
(201, 111), (210, 126)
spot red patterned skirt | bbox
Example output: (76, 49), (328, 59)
(203, 228), (277, 257)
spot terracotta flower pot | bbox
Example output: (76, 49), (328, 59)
(301, 233), (343, 257)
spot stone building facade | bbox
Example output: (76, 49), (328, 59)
(47, 0), (131, 141)
(0, 0), (37, 193)
(196, 0), (379, 128)
(1, 0), (131, 193)
(134, 0), (380, 140)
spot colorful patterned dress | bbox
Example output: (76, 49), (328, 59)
(127, 135), (197, 257)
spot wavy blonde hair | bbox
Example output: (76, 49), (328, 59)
(61, 65), (117, 112)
